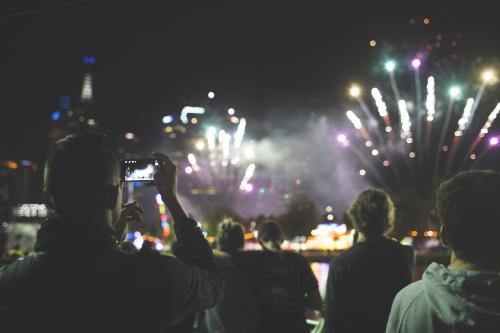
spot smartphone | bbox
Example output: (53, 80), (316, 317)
(121, 159), (160, 182)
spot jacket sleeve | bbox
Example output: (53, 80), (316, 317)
(162, 218), (223, 327)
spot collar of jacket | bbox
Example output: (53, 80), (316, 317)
(35, 218), (118, 253)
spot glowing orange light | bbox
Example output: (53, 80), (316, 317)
(5, 161), (18, 169)
(410, 230), (418, 237)
(369, 40), (377, 47)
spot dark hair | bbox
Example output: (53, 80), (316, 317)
(257, 220), (283, 243)
(437, 170), (500, 265)
(348, 188), (394, 237)
(216, 219), (245, 254)
(44, 132), (119, 220)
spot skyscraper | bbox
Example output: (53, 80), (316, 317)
(49, 56), (99, 142)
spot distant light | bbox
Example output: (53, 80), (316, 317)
(449, 86), (461, 99)
(349, 84), (361, 97)
(470, 153), (477, 160)
(245, 183), (253, 192)
(385, 126), (392, 133)
(327, 214), (334, 221)
(208, 91), (215, 99)
(369, 40), (377, 47)
(227, 108), (235, 115)
(337, 134), (347, 143)
(423, 17), (430, 25)
(185, 166), (193, 174)
(359, 169), (367, 176)
(371, 149), (379, 156)
(410, 230), (418, 237)
(383, 160), (390, 167)
(409, 152), (416, 158)
(195, 140), (205, 150)
(155, 243), (163, 251)
(325, 205), (333, 213)
(87, 118), (96, 126)
(385, 60), (396, 72)
(180, 106), (205, 124)
(51, 111), (61, 121)
(490, 137), (499, 146)
(125, 132), (135, 140)
(191, 117), (198, 124)
(442, 145), (448, 152)
(482, 69), (496, 84)
(5, 161), (18, 170)
(162, 115), (174, 124)
(83, 56), (96, 64)
(365, 141), (372, 147)
(406, 138), (413, 144)
(164, 126), (173, 133)
(155, 194), (164, 205)
(411, 58), (421, 69)
(230, 116), (239, 123)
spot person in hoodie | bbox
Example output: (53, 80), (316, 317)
(205, 219), (259, 333)
(325, 188), (414, 333)
(386, 170), (500, 333)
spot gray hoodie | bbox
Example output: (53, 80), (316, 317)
(386, 262), (500, 333)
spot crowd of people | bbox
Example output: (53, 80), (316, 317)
(1, 132), (500, 333)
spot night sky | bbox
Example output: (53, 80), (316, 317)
(1, 1), (499, 162)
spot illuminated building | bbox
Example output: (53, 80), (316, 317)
(49, 57), (99, 142)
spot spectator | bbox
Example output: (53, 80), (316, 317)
(325, 188), (414, 333)
(236, 220), (322, 333)
(205, 219), (258, 333)
(0, 132), (223, 333)
(386, 171), (500, 333)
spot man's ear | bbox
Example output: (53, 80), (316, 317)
(440, 225), (450, 247)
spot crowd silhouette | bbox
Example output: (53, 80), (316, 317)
(1, 132), (500, 332)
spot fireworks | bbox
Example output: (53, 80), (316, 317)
(342, 59), (500, 192)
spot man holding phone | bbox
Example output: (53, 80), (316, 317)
(0, 132), (223, 333)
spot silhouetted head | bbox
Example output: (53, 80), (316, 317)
(44, 132), (122, 225)
(216, 219), (245, 254)
(348, 188), (395, 238)
(437, 170), (500, 267)
(257, 220), (284, 252)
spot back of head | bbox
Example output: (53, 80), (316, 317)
(44, 132), (119, 222)
(437, 170), (500, 266)
(257, 220), (283, 244)
(348, 188), (395, 237)
(216, 219), (245, 254)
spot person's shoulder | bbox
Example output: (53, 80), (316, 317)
(331, 244), (361, 265)
(393, 280), (426, 312)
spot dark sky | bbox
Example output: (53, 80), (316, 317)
(1, 1), (500, 161)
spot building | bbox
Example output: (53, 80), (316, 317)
(49, 57), (99, 142)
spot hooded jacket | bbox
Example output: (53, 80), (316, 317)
(386, 262), (500, 333)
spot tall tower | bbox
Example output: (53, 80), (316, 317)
(48, 56), (99, 142)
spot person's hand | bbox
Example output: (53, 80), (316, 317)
(114, 201), (144, 242)
(152, 152), (177, 199)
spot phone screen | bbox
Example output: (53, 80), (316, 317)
(121, 159), (159, 182)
